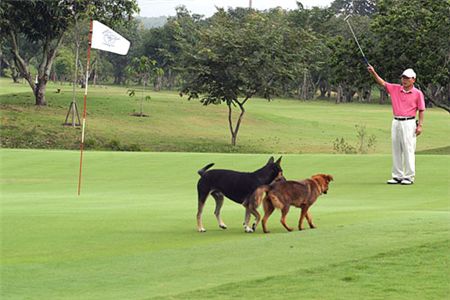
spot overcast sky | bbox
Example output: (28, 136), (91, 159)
(137, 0), (334, 18)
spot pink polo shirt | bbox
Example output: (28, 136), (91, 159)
(385, 83), (425, 117)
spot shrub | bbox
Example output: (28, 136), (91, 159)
(333, 124), (376, 154)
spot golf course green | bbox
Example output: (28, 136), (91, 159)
(1, 149), (449, 299)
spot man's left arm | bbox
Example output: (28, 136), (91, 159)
(416, 110), (424, 136)
(416, 91), (426, 136)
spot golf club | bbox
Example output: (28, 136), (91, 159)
(344, 15), (369, 65)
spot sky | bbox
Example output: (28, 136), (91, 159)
(137, 0), (334, 18)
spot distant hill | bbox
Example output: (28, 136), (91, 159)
(137, 16), (167, 28)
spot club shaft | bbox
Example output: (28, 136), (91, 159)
(346, 20), (368, 64)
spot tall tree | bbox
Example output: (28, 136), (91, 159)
(330, 0), (377, 16)
(288, 5), (333, 99)
(371, 0), (450, 112)
(0, 0), (138, 106)
(180, 8), (306, 146)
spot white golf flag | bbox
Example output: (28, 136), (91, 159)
(91, 20), (130, 55)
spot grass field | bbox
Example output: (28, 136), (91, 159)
(1, 149), (449, 299)
(1, 78), (449, 154)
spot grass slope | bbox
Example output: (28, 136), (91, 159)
(1, 149), (449, 299)
(1, 78), (449, 154)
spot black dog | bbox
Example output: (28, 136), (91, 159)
(196, 157), (283, 233)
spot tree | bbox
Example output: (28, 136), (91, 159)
(287, 5), (333, 99)
(104, 18), (142, 85)
(0, 27), (42, 84)
(330, 0), (377, 17)
(127, 56), (163, 116)
(371, 0), (450, 112)
(0, 0), (138, 106)
(53, 47), (75, 83)
(142, 6), (205, 91)
(180, 8), (306, 146)
(327, 15), (373, 102)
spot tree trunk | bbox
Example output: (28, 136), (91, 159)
(167, 69), (173, 90)
(8, 28), (64, 106)
(301, 71), (307, 100)
(228, 99), (247, 146)
(154, 75), (162, 91)
(344, 88), (354, 102)
(10, 62), (20, 83)
(319, 79), (327, 98)
(35, 76), (48, 106)
(319, 85), (326, 97)
(140, 77), (147, 115)
(2, 57), (20, 82)
(364, 88), (372, 102)
(336, 85), (342, 104)
(379, 88), (387, 104)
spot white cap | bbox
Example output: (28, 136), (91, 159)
(402, 68), (416, 78)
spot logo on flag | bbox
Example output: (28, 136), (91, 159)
(102, 30), (120, 47)
(91, 21), (130, 55)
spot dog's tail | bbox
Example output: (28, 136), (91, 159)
(244, 185), (271, 209)
(198, 163), (215, 176)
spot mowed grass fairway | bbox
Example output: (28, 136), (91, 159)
(1, 78), (449, 154)
(1, 149), (449, 299)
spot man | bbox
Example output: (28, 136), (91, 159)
(368, 65), (425, 185)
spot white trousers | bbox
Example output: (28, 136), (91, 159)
(391, 119), (416, 181)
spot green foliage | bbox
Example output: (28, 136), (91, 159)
(53, 47), (75, 80)
(181, 8), (307, 104)
(327, 15), (373, 102)
(355, 124), (376, 153)
(333, 124), (376, 154)
(371, 0), (450, 109)
(330, 0), (377, 16)
(2, 1), (449, 110)
(0, 0), (139, 105)
(333, 137), (356, 154)
(176, 8), (314, 145)
(127, 56), (162, 115)
(2, 79), (449, 154)
(127, 56), (160, 79)
(105, 139), (141, 151)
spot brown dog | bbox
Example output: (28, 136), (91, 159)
(254, 174), (333, 233)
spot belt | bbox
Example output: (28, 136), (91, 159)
(394, 116), (415, 121)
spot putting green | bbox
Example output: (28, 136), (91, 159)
(1, 149), (449, 299)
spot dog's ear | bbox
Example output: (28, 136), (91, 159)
(267, 156), (274, 164)
(275, 156), (282, 165)
(326, 175), (334, 182)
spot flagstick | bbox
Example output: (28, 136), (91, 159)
(78, 20), (93, 196)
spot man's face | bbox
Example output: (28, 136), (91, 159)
(401, 76), (415, 89)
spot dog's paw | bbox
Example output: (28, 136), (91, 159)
(198, 228), (206, 233)
(219, 224), (228, 229)
(251, 223), (257, 231)
(244, 226), (254, 233)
